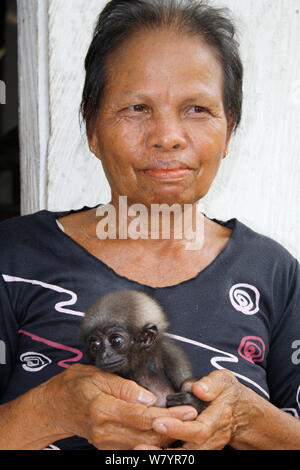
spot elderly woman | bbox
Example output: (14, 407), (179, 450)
(0, 0), (299, 450)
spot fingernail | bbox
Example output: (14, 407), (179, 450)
(135, 445), (153, 450)
(138, 390), (156, 406)
(153, 422), (167, 434)
(183, 411), (197, 421)
(199, 382), (209, 393)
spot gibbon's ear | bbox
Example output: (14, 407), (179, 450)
(137, 323), (158, 349)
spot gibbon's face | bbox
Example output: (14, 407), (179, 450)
(87, 322), (157, 372)
(87, 326), (133, 372)
(90, 28), (232, 208)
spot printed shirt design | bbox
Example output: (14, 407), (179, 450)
(0, 209), (299, 449)
(0, 273), (291, 403)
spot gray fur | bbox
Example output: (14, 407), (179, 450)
(81, 289), (169, 338)
(80, 289), (207, 414)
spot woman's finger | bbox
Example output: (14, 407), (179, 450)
(192, 369), (239, 402)
(152, 417), (208, 443)
(135, 444), (165, 450)
(86, 368), (198, 424)
(91, 391), (198, 430)
(91, 422), (175, 450)
(84, 368), (157, 406)
(150, 398), (233, 448)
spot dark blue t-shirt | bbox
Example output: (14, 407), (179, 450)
(0, 207), (299, 449)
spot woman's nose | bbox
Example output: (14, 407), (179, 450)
(146, 116), (187, 151)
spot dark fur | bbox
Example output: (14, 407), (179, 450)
(80, 289), (208, 413)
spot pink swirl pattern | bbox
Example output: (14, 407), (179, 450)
(238, 336), (265, 364)
(19, 330), (83, 368)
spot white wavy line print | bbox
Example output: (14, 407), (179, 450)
(2, 274), (85, 317)
(2, 274), (270, 399)
(165, 332), (270, 399)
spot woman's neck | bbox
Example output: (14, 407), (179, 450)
(94, 196), (205, 251)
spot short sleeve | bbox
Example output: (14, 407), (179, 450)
(0, 273), (19, 398)
(267, 259), (300, 418)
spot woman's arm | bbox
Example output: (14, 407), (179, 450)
(136, 369), (300, 450)
(0, 364), (198, 450)
(0, 381), (71, 450)
(223, 372), (300, 450)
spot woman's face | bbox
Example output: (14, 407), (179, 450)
(90, 28), (233, 207)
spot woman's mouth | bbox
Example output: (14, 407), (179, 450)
(142, 160), (194, 180)
(144, 168), (193, 179)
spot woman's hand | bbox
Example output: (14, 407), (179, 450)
(135, 369), (238, 450)
(135, 369), (300, 451)
(46, 363), (199, 450)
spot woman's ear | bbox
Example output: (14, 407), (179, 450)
(223, 112), (234, 158)
(87, 119), (101, 159)
(88, 133), (101, 160)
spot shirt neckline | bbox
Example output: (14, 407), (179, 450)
(45, 209), (239, 290)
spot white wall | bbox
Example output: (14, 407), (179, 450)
(47, 0), (111, 210)
(19, 0), (300, 259)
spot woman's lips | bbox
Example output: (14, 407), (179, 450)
(142, 161), (194, 180)
(144, 168), (193, 179)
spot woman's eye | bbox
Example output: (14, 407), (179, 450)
(130, 104), (147, 112)
(110, 335), (124, 349)
(185, 105), (209, 118)
(191, 106), (206, 113)
(120, 104), (149, 117)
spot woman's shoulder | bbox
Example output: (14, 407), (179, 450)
(0, 205), (94, 239)
(234, 218), (296, 256)
(225, 217), (299, 280)
(0, 209), (69, 253)
(0, 210), (47, 238)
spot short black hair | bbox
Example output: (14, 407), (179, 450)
(81, 0), (243, 134)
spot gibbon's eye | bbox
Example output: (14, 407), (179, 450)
(110, 334), (125, 349)
(88, 336), (102, 353)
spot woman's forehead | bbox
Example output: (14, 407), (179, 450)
(103, 28), (224, 102)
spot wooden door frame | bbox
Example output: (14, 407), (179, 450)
(17, 0), (49, 215)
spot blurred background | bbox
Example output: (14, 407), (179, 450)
(0, 0), (20, 222)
